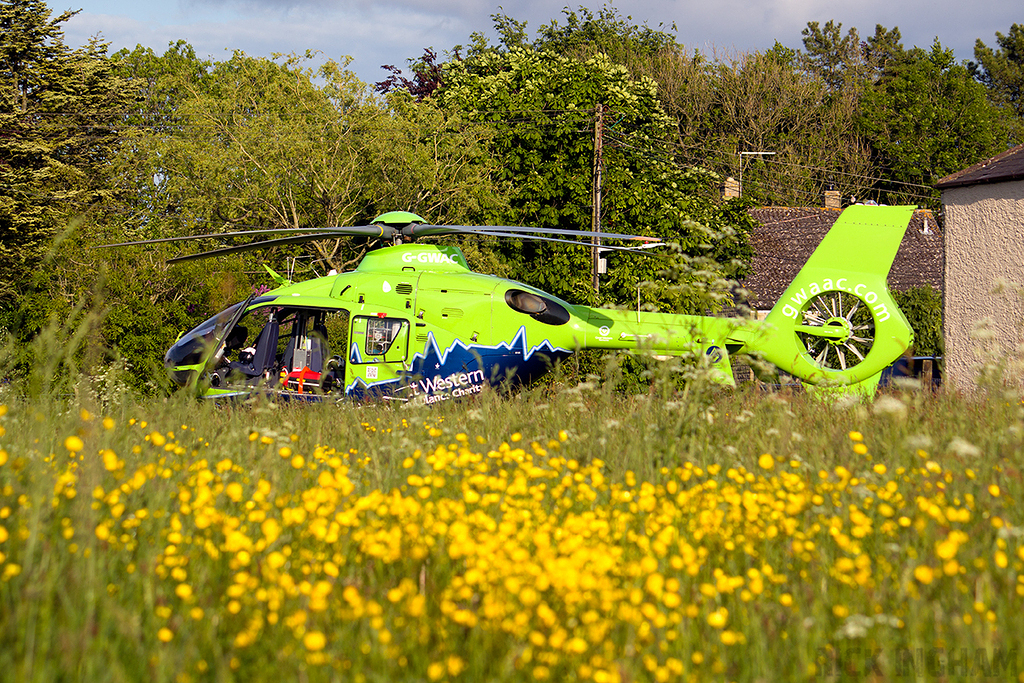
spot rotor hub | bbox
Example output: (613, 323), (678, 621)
(822, 317), (852, 345)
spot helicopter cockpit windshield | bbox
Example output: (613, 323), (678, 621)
(164, 299), (252, 384)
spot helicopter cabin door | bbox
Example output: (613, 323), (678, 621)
(347, 315), (410, 392)
(277, 309), (335, 393)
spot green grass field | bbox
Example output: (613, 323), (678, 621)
(1, 378), (1023, 682)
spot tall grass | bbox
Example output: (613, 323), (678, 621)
(2, 318), (1024, 681)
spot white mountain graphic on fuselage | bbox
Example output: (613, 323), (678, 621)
(345, 326), (572, 400)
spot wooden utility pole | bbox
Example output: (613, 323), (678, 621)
(591, 103), (604, 293)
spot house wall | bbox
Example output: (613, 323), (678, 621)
(942, 180), (1024, 390)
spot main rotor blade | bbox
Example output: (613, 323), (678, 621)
(95, 225), (393, 249)
(481, 225), (663, 242)
(99, 222), (660, 251)
(100, 219), (666, 264)
(166, 231), (381, 264)
(405, 223), (662, 242)
(470, 230), (665, 253)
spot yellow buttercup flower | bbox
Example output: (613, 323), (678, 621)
(303, 631), (326, 651)
(707, 608), (728, 629)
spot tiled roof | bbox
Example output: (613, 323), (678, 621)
(741, 207), (943, 309)
(935, 143), (1024, 189)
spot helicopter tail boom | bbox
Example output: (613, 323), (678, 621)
(564, 205), (915, 389)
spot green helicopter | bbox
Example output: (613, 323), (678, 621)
(102, 204), (915, 403)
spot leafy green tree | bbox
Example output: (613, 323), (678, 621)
(643, 41), (873, 209)
(108, 47), (504, 272)
(972, 24), (1024, 119)
(800, 20), (866, 93)
(790, 22), (1016, 206)
(531, 6), (677, 64)
(892, 284), (943, 357)
(863, 25), (905, 77)
(0, 0), (134, 306)
(437, 48), (753, 310)
(461, 5), (678, 85)
(0, 0), (138, 392)
(858, 38), (1011, 202)
(718, 46), (871, 207)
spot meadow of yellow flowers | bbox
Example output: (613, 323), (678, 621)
(1, 387), (1023, 682)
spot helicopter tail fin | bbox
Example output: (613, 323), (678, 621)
(753, 205), (916, 386)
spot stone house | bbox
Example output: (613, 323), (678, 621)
(935, 143), (1024, 390)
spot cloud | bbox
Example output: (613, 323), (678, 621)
(64, 0), (1024, 86)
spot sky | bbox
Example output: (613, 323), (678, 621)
(61, 0), (1022, 86)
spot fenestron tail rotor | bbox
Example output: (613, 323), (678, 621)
(795, 290), (875, 372)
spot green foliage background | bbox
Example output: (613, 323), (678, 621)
(892, 284), (944, 358)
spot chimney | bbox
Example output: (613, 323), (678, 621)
(824, 189), (841, 209)
(723, 176), (740, 199)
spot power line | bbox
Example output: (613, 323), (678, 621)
(602, 124), (943, 204)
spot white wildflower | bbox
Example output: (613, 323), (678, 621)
(872, 395), (907, 419)
(948, 437), (981, 458)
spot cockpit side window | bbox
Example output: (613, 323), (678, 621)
(350, 316), (409, 363)
(365, 317), (404, 356)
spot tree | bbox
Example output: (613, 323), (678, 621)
(531, 6), (677, 64)
(787, 21), (1016, 207)
(800, 20), (865, 93)
(375, 48), (444, 100)
(461, 5), (681, 97)
(108, 48), (504, 274)
(437, 48), (753, 309)
(858, 38), (1012, 202)
(0, 0), (134, 306)
(643, 41), (873, 209)
(892, 284), (942, 357)
(714, 46), (870, 207)
(972, 24), (1024, 119)
(863, 25), (904, 77)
